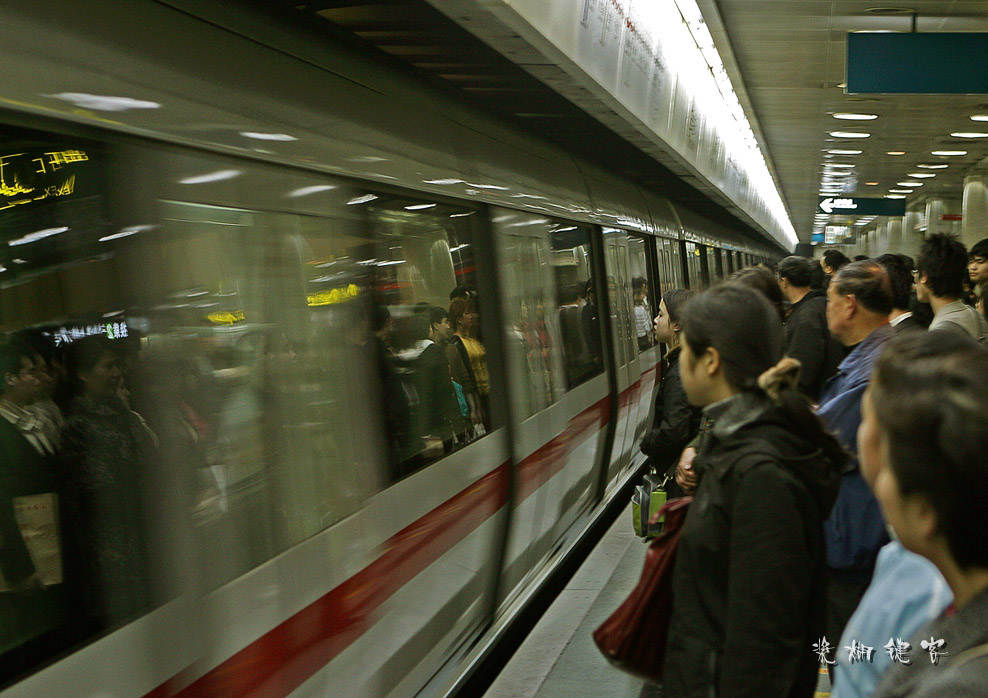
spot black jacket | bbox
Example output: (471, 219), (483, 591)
(663, 392), (842, 698)
(640, 346), (701, 476)
(784, 290), (843, 401)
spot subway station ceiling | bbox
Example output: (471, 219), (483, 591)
(706, 0), (988, 241)
(268, 1), (988, 245)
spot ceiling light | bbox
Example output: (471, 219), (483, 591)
(950, 132), (988, 138)
(886, 151), (906, 156)
(970, 115), (988, 121)
(288, 185), (337, 198)
(8, 227), (69, 246)
(828, 149), (862, 155)
(908, 173), (935, 178)
(896, 181), (924, 187)
(826, 163), (856, 168)
(404, 203), (437, 210)
(833, 113), (878, 120)
(932, 150), (967, 156)
(47, 93), (161, 111)
(449, 212), (475, 218)
(240, 132), (297, 141)
(886, 195), (906, 199)
(179, 169), (242, 185)
(865, 182), (879, 186)
(889, 189), (912, 194)
(346, 194), (379, 205)
(916, 164), (948, 169)
(830, 131), (871, 138)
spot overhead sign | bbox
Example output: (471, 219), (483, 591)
(847, 33), (988, 94)
(818, 197), (906, 216)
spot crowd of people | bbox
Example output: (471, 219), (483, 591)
(637, 233), (988, 697)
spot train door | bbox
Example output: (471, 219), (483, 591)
(628, 234), (660, 451)
(600, 227), (640, 494)
(487, 209), (609, 608)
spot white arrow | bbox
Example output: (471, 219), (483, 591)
(820, 198), (835, 214)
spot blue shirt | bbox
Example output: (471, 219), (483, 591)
(817, 324), (894, 572)
(832, 541), (952, 698)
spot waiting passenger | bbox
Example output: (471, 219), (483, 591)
(14, 331), (64, 450)
(777, 256), (843, 401)
(61, 335), (153, 629)
(869, 332), (988, 697)
(821, 249), (851, 289)
(876, 254), (924, 334)
(639, 289), (699, 499)
(662, 284), (845, 698)
(830, 333), (954, 698)
(967, 236), (988, 297)
(915, 233), (987, 339)
(447, 298), (484, 429)
(729, 266), (787, 322)
(0, 339), (66, 658)
(818, 260), (895, 644)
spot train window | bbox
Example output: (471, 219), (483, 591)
(550, 223), (602, 390)
(361, 194), (491, 481)
(656, 237), (682, 295)
(627, 235), (654, 353)
(698, 245), (711, 287)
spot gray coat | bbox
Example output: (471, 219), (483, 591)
(873, 585), (988, 697)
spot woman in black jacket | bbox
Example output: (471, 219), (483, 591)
(661, 284), (846, 698)
(640, 289), (700, 497)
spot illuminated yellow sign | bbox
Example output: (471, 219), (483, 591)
(207, 310), (246, 325)
(307, 284), (360, 307)
(0, 150), (88, 212)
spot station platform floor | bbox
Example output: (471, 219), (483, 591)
(482, 505), (654, 698)
(482, 503), (833, 698)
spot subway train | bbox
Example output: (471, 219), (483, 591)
(0, 2), (779, 697)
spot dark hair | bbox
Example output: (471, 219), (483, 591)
(632, 276), (646, 292)
(449, 297), (468, 333)
(980, 284), (988, 324)
(809, 263), (825, 290)
(372, 304), (391, 333)
(559, 283), (581, 305)
(876, 254), (912, 311)
(917, 233), (968, 299)
(429, 305), (448, 328)
(970, 237), (988, 261)
(729, 266), (786, 322)
(831, 260), (894, 315)
(449, 285), (472, 301)
(853, 255), (869, 262)
(823, 249), (851, 272)
(0, 337), (33, 382)
(681, 284), (846, 464)
(66, 335), (118, 396)
(777, 256), (813, 288)
(661, 288), (695, 327)
(873, 331), (988, 569)
(896, 254), (915, 270)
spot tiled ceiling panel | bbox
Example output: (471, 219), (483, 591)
(713, 0), (988, 240)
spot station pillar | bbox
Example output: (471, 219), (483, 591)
(867, 228), (877, 257)
(901, 210), (924, 259)
(887, 217), (903, 255)
(962, 174), (988, 248)
(876, 221), (889, 255)
(925, 198), (962, 237)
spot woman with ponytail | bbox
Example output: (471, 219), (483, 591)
(661, 284), (845, 698)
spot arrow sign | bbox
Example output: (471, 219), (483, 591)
(818, 197), (905, 216)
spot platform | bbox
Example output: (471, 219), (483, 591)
(482, 505), (657, 698)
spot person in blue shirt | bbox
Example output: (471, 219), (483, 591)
(817, 260), (896, 645)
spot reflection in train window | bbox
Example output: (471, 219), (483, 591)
(550, 224), (602, 390)
(361, 196), (489, 482)
(627, 235), (654, 353)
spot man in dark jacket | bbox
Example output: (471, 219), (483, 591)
(777, 256), (843, 401)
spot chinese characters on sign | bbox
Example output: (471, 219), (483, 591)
(50, 322), (129, 347)
(813, 637), (946, 666)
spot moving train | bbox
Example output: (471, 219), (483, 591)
(0, 2), (780, 696)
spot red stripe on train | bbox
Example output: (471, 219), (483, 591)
(145, 378), (649, 697)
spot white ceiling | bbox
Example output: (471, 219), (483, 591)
(709, 1), (988, 242)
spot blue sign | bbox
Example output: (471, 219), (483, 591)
(847, 33), (988, 94)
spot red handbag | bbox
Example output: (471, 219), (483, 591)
(592, 496), (693, 682)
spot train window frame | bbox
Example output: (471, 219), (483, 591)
(626, 233), (656, 355)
